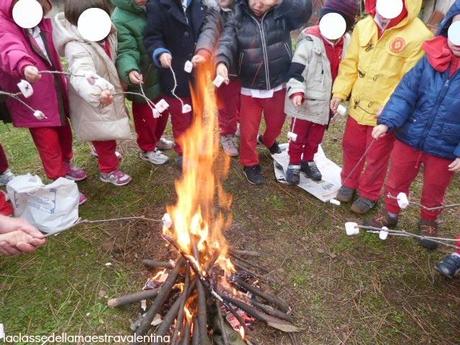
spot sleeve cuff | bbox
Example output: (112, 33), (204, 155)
(454, 145), (460, 157)
(152, 48), (171, 68)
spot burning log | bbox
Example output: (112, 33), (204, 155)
(107, 289), (159, 308)
(143, 259), (175, 270)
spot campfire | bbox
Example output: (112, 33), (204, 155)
(108, 62), (299, 344)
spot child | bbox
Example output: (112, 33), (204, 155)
(54, 0), (133, 187)
(285, 0), (358, 185)
(144, 0), (213, 167)
(0, 0), (87, 202)
(0, 144), (14, 186)
(330, 0), (432, 214)
(216, 0), (312, 185)
(369, 3), (460, 250)
(196, 0), (240, 157)
(112, 0), (170, 165)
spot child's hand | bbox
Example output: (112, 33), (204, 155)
(129, 71), (144, 85)
(291, 94), (304, 107)
(216, 63), (229, 85)
(100, 90), (114, 107)
(191, 54), (206, 65)
(372, 124), (388, 139)
(448, 158), (460, 172)
(24, 65), (41, 84)
(160, 53), (172, 69)
(0, 230), (46, 256)
(330, 97), (342, 114)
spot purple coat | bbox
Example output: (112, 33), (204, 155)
(0, 0), (69, 128)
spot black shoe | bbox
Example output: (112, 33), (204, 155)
(364, 211), (399, 229)
(301, 161), (322, 181)
(435, 253), (460, 279)
(351, 197), (377, 215)
(243, 165), (264, 185)
(336, 186), (355, 203)
(257, 135), (281, 154)
(418, 219), (439, 250)
(286, 165), (300, 185)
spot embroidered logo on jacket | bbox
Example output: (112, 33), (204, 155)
(390, 37), (406, 54)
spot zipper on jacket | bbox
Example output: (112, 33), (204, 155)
(250, 13), (271, 89)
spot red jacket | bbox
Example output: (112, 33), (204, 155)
(0, 0), (69, 128)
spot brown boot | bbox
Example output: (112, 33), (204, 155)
(365, 211), (399, 229)
(418, 219), (439, 250)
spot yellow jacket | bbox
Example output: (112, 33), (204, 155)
(332, 0), (432, 126)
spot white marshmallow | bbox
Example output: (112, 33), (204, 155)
(184, 60), (193, 73)
(337, 104), (348, 116)
(140, 299), (147, 311)
(33, 110), (46, 120)
(329, 199), (341, 206)
(155, 99), (170, 113)
(397, 192), (410, 209)
(162, 213), (173, 229)
(182, 104), (192, 114)
(345, 222), (360, 236)
(379, 226), (389, 241)
(213, 75), (225, 88)
(287, 131), (298, 142)
(17, 79), (34, 98)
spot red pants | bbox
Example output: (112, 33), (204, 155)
(0, 144), (8, 173)
(92, 140), (119, 173)
(0, 191), (13, 216)
(288, 118), (326, 164)
(217, 79), (241, 136)
(132, 100), (169, 152)
(384, 140), (455, 221)
(164, 96), (193, 155)
(342, 116), (395, 200)
(29, 119), (73, 180)
(240, 89), (287, 167)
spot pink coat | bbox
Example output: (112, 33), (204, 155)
(0, 0), (69, 128)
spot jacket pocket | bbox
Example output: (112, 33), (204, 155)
(442, 123), (460, 144)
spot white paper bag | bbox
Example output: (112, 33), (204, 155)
(6, 174), (79, 234)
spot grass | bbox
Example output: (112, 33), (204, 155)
(0, 117), (459, 345)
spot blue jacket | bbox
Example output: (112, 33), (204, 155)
(378, 1), (460, 160)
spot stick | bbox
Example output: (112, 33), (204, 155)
(230, 249), (260, 257)
(197, 280), (211, 345)
(171, 267), (191, 345)
(192, 318), (200, 345)
(233, 277), (290, 313)
(220, 294), (275, 323)
(216, 301), (230, 345)
(133, 258), (185, 342)
(107, 289), (159, 308)
(180, 319), (192, 345)
(232, 255), (268, 273)
(143, 259), (175, 270)
(250, 299), (293, 322)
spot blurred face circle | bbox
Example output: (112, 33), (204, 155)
(12, 0), (44, 29)
(249, 0), (273, 17)
(448, 15), (460, 56)
(376, 0), (403, 19)
(319, 13), (346, 40)
(77, 8), (112, 42)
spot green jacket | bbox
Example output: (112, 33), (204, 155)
(112, 0), (161, 103)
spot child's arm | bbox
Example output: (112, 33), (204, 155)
(373, 58), (425, 138)
(277, 0), (312, 31)
(215, 12), (238, 82)
(286, 38), (311, 103)
(65, 42), (115, 107)
(114, 20), (141, 86)
(195, 8), (222, 62)
(143, 1), (170, 68)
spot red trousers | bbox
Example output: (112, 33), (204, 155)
(0, 191), (13, 216)
(29, 119), (73, 180)
(240, 89), (287, 167)
(132, 100), (169, 152)
(92, 140), (119, 173)
(384, 140), (455, 221)
(0, 144), (8, 173)
(342, 116), (395, 201)
(288, 118), (326, 164)
(164, 96), (193, 155)
(217, 79), (241, 136)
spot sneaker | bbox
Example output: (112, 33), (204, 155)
(286, 165), (300, 185)
(0, 169), (14, 186)
(336, 186), (355, 203)
(221, 135), (239, 157)
(351, 197), (376, 215)
(243, 165), (264, 185)
(418, 219), (439, 250)
(65, 163), (87, 182)
(140, 149), (169, 165)
(79, 192), (88, 205)
(100, 170), (132, 186)
(157, 137), (174, 151)
(257, 135), (281, 154)
(365, 211), (398, 229)
(435, 253), (460, 279)
(301, 161), (322, 181)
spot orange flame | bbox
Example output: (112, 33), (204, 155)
(162, 60), (235, 277)
(184, 305), (193, 322)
